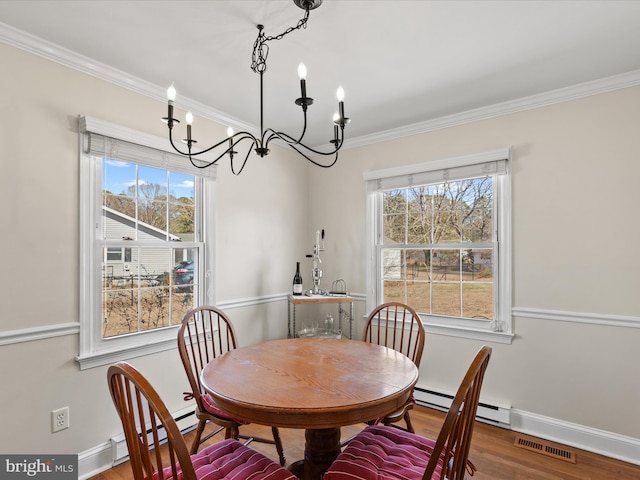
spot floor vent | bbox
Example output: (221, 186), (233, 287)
(514, 434), (576, 463)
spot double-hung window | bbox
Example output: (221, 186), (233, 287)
(365, 148), (513, 344)
(77, 116), (216, 369)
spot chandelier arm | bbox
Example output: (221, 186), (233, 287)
(170, 126), (262, 158)
(265, 127), (344, 156)
(258, 99), (308, 149)
(230, 144), (254, 176)
(187, 150), (228, 169)
(263, 118), (307, 147)
(163, 0), (348, 174)
(285, 141), (340, 168)
(187, 135), (257, 170)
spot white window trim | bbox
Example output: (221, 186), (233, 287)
(365, 148), (513, 345)
(77, 116), (217, 369)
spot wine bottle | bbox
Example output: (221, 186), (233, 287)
(292, 261), (303, 295)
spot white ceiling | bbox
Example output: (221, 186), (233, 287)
(1, 0), (640, 147)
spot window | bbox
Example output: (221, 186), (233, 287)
(365, 148), (513, 344)
(77, 116), (216, 369)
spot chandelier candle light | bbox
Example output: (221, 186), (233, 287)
(163, 0), (349, 175)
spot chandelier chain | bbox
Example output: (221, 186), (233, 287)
(251, 8), (310, 74)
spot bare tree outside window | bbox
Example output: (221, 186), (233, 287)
(381, 176), (494, 321)
(101, 160), (197, 338)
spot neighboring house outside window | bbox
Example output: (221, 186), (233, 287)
(365, 148), (513, 344)
(78, 116), (216, 369)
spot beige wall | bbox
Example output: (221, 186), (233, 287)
(311, 85), (640, 439)
(1, 39), (639, 467)
(0, 43), (309, 455)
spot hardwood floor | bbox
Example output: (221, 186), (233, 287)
(90, 405), (639, 480)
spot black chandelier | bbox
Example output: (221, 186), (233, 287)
(162, 0), (349, 175)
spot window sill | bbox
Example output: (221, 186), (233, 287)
(423, 322), (514, 344)
(76, 336), (177, 370)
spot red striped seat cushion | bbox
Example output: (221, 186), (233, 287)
(201, 394), (248, 425)
(156, 439), (296, 480)
(324, 425), (444, 480)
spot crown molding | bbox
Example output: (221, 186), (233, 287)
(3, 20), (640, 151)
(342, 69), (640, 150)
(0, 21), (256, 134)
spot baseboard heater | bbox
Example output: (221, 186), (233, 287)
(110, 408), (198, 464)
(414, 386), (511, 427)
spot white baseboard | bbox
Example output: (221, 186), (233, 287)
(510, 409), (640, 467)
(78, 406), (198, 480)
(78, 441), (112, 480)
(77, 405), (640, 479)
(415, 384), (639, 467)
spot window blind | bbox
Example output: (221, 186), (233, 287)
(364, 147), (509, 192)
(80, 115), (216, 178)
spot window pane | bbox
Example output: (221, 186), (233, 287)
(462, 283), (493, 320)
(140, 286), (171, 331)
(406, 281), (431, 314)
(431, 283), (461, 317)
(382, 249), (404, 281)
(171, 286), (195, 325)
(462, 249), (493, 282)
(406, 249), (428, 280)
(462, 207), (492, 242)
(172, 248), (196, 294)
(102, 289), (140, 338)
(434, 208), (461, 243)
(101, 248), (184, 339)
(102, 247), (131, 282)
(103, 161), (137, 240)
(383, 214), (406, 244)
(138, 199), (167, 233)
(383, 280), (405, 303)
(141, 247), (173, 282)
(383, 190), (406, 244)
(138, 165), (168, 197)
(383, 189), (406, 214)
(170, 172), (195, 200)
(169, 201), (195, 238)
(103, 160), (136, 197)
(406, 187), (432, 244)
(432, 249), (460, 281)
(168, 154), (194, 241)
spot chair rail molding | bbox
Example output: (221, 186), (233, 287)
(0, 322), (79, 346)
(512, 307), (640, 329)
(1, 304), (634, 347)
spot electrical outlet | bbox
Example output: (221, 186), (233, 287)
(52, 406), (70, 433)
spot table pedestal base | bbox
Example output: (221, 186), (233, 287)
(288, 427), (342, 480)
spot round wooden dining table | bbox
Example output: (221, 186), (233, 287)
(200, 337), (419, 480)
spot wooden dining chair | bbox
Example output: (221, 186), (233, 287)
(177, 306), (286, 464)
(363, 302), (426, 432)
(107, 362), (296, 480)
(324, 345), (492, 480)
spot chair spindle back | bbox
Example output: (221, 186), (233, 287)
(178, 306), (238, 406)
(107, 362), (197, 480)
(423, 346), (492, 480)
(363, 302), (426, 366)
